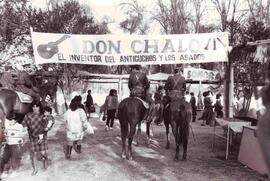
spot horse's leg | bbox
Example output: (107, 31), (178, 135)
(171, 122), (180, 161)
(120, 122), (128, 159)
(127, 123), (137, 160)
(165, 121), (170, 149)
(182, 112), (191, 161)
(136, 122), (141, 146)
(146, 122), (152, 146)
(0, 109), (5, 145)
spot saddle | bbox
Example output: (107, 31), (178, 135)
(135, 97), (149, 109)
(15, 91), (33, 103)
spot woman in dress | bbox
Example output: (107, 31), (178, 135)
(22, 100), (48, 175)
(65, 96), (87, 159)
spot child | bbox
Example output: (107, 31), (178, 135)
(38, 106), (55, 143)
(36, 106), (55, 169)
(0, 114), (26, 179)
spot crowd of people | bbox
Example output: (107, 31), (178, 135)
(2, 64), (270, 179)
(0, 101), (55, 178)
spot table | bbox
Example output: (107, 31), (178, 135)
(212, 117), (251, 160)
(238, 126), (268, 175)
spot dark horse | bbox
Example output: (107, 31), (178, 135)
(118, 97), (151, 160)
(164, 99), (192, 161)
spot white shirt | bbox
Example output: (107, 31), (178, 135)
(5, 119), (26, 145)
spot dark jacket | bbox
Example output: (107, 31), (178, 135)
(165, 74), (186, 100)
(85, 94), (93, 107)
(190, 96), (196, 109)
(128, 70), (149, 91)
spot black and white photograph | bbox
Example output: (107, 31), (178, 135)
(0, 0), (269, 180)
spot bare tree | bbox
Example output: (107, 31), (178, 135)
(211, 0), (234, 31)
(119, 0), (149, 34)
(191, 0), (206, 33)
(247, 0), (270, 27)
(153, 0), (192, 34)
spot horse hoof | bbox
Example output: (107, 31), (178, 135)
(174, 157), (179, 162)
(182, 155), (187, 161)
(121, 154), (127, 159)
(127, 156), (133, 161)
(32, 170), (38, 175)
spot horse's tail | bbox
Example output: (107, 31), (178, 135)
(118, 100), (130, 138)
(179, 104), (192, 144)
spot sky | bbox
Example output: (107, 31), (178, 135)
(31, 0), (221, 34)
(31, 0), (262, 34)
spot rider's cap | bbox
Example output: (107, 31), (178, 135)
(174, 66), (183, 74)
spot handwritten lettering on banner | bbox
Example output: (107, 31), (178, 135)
(184, 68), (221, 81)
(31, 30), (229, 65)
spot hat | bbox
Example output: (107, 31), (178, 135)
(174, 66), (183, 74)
(130, 65), (141, 70)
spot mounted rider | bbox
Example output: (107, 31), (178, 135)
(0, 66), (40, 102)
(0, 66), (16, 90)
(128, 65), (153, 121)
(16, 70), (40, 101)
(164, 66), (186, 107)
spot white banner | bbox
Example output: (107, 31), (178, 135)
(31, 30), (229, 65)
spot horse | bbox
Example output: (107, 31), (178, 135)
(118, 97), (151, 160)
(163, 98), (192, 161)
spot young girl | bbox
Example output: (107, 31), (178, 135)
(65, 96), (87, 159)
(22, 100), (48, 175)
(38, 106), (55, 142)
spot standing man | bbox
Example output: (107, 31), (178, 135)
(85, 90), (94, 117)
(190, 92), (197, 122)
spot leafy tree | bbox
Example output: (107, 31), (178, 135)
(232, 18), (270, 115)
(0, 0), (31, 67)
(0, 0), (111, 109)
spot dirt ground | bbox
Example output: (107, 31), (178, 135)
(3, 113), (268, 181)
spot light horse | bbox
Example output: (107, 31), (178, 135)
(118, 97), (151, 160)
(163, 98), (192, 161)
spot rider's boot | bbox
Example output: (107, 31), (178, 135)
(145, 104), (154, 123)
(143, 108), (149, 122)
